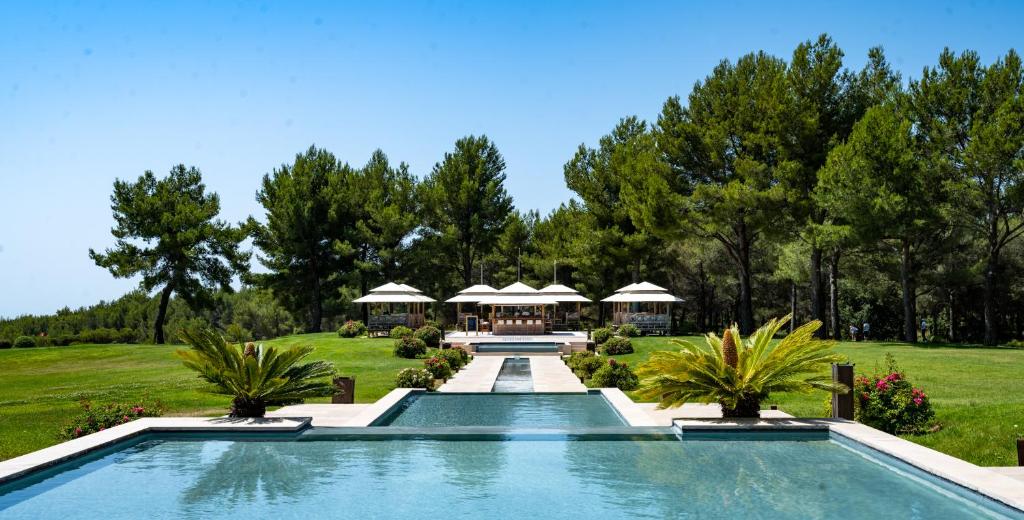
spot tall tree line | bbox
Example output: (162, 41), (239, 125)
(4, 35), (1023, 346)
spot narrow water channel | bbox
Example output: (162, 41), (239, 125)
(491, 357), (533, 392)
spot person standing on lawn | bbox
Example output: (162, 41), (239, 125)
(862, 322), (870, 340)
(920, 319), (928, 342)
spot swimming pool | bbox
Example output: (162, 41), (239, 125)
(474, 343), (561, 353)
(1, 433), (1020, 519)
(491, 358), (533, 392)
(371, 391), (627, 427)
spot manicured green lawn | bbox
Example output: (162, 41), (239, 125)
(620, 336), (1024, 466)
(0, 334), (419, 461)
(2, 333), (1022, 466)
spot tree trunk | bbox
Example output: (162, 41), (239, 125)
(154, 283), (174, 344)
(809, 247), (827, 338)
(230, 397), (267, 418)
(983, 252), (999, 345)
(461, 246), (474, 288)
(360, 276), (369, 325)
(828, 249), (841, 340)
(721, 394), (761, 418)
(310, 276), (323, 333)
(736, 226), (755, 335)
(948, 290), (956, 343)
(899, 239), (917, 343)
(632, 257), (641, 283)
(789, 283), (797, 334)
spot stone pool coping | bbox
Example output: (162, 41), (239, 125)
(674, 417), (1024, 512)
(0, 416), (310, 485)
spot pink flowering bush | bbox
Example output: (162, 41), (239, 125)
(854, 354), (934, 434)
(60, 399), (164, 440)
(423, 355), (453, 380)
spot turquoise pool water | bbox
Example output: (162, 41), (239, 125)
(372, 392), (625, 427)
(474, 343), (560, 353)
(491, 358), (533, 392)
(2, 436), (1019, 519)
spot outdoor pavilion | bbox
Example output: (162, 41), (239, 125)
(352, 282), (436, 333)
(445, 284), (498, 332)
(601, 281), (683, 335)
(538, 284), (591, 331)
(477, 282), (558, 335)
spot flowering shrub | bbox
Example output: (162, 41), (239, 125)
(413, 325), (441, 348)
(434, 347), (469, 370)
(590, 359), (639, 390)
(393, 336), (427, 358)
(337, 320), (367, 338)
(566, 351), (603, 380)
(395, 367), (434, 389)
(423, 356), (453, 380)
(601, 336), (634, 355)
(60, 400), (164, 439)
(854, 354), (934, 434)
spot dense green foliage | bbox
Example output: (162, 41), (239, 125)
(392, 336), (427, 359)
(589, 358), (639, 390)
(566, 350), (604, 380)
(389, 325), (414, 339)
(89, 165), (249, 343)
(176, 328), (336, 417)
(337, 320), (367, 338)
(13, 336), (36, 349)
(413, 325), (441, 348)
(423, 355), (453, 380)
(434, 348), (469, 371)
(4, 35), (1024, 349)
(591, 327), (613, 345)
(601, 336), (634, 355)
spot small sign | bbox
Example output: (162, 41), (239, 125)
(465, 315), (478, 334)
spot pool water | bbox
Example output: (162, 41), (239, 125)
(491, 358), (533, 392)
(372, 392), (626, 427)
(475, 343), (560, 353)
(2, 436), (1019, 519)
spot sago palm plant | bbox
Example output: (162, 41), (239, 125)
(636, 315), (847, 417)
(176, 327), (336, 417)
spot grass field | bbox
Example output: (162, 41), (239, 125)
(621, 336), (1024, 467)
(1, 333), (1022, 466)
(0, 334), (419, 461)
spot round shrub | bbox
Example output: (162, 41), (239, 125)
(395, 368), (435, 389)
(389, 325), (414, 339)
(590, 359), (639, 390)
(393, 336), (427, 359)
(617, 323), (640, 337)
(0, 339), (12, 349)
(423, 356), (453, 380)
(566, 351), (603, 380)
(413, 325), (441, 348)
(224, 323), (252, 343)
(591, 327), (613, 345)
(601, 336), (634, 355)
(854, 355), (934, 434)
(337, 320), (367, 338)
(435, 347), (468, 371)
(13, 336), (36, 349)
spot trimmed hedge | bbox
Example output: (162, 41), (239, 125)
(13, 336), (36, 349)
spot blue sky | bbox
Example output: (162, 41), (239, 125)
(1, 0), (1022, 318)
